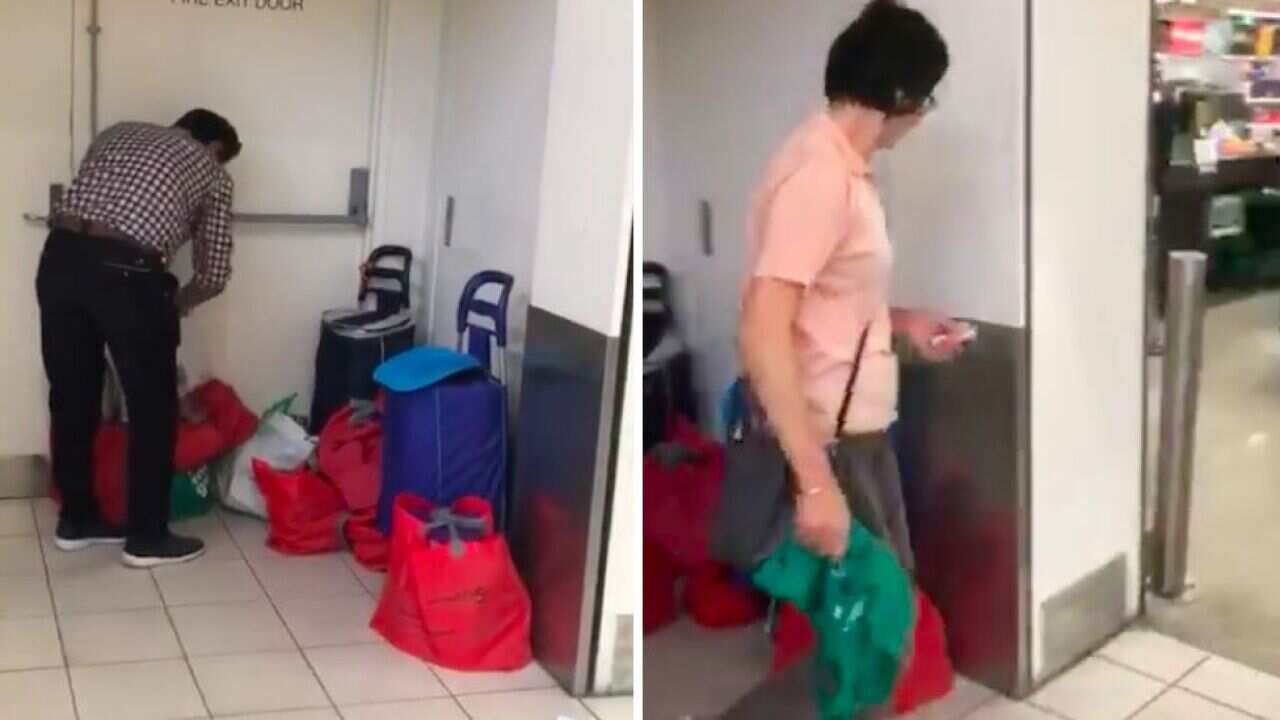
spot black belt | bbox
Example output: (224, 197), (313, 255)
(47, 225), (167, 274)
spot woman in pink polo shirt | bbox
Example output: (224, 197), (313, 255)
(726, 1), (959, 717)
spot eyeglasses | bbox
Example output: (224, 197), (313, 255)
(890, 93), (937, 117)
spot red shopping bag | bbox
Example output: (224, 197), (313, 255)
(173, 422), (224, 472)
(771, 602), (817, 676)
(83, 425), (130, 526)
(343, 508), (390, 572)
(371, 495), (532, 671)
(643, 418), (724, 573)
(192, 380), (258, 450)
(53, 422), (224, 524)
(685, 565), (768, 630)
(51, 378), (256, 523)
(252, 460), (347, 555)
(317, 401), (383, 511)
(643, 539), (679, 635)
(892, 593), (955, 713)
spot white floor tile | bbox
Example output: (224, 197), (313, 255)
(173, 514), (243, 564)
(50, 562), (163, 614)
(213, 710), (339, 720)
(1133, 688), (1256, 720)
(248, 553), (366, 601)
(1031, 657), (1164, 720)
(71, 658), (207, 720)
(0, 668), (77, 720)
(967, 698), (1061, 720)
(190, 651), (330, 716)
(60, 607), (183, 666)
(42, 538), (119, 573)
(433, 661), (559, 696)
(342, 556), (385, 596)
(0, 500), (35, 537)
(1098, 629), (1209, 682)
(338, 699), (469, 720)
(170, 600), (296, 657)
(304, 643), (448, 706)
(0, 535), (45, 576)
(584, 695), (634, 720)
(1181, 656), (1280, 718)
(903, 676), (997, 719)
(33, 498), (59, 537)
(222, 513), (271, 556)
(0, 616), (64, 671)
(153, 558), (264, 606)
(456, 688), (596, 720)
(274, 592), (378, 647)
(0, 572), (54, 617)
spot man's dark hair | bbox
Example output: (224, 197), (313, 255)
(174, 108), (242, 163)
(825, 0), (949, 115)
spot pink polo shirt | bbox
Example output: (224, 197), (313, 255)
(743, 109), (898, 438)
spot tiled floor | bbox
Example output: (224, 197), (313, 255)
(1146, 292), (1280, 677)
(646, 619), (1280, 719)
(0, 498), (634, 720)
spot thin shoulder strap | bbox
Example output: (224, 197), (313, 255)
(834, 324), (872, 439)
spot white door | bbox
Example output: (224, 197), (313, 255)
(91, 0), (382, 412)
(429, 0), (558, 408)
(0, 1), (74, 459)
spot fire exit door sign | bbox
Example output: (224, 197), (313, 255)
(170, 0), (305, 10)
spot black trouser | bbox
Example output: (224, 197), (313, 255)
(37, 229), (180, 541)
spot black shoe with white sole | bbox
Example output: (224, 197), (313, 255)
(121, 533), (205, 569)
(54, 517), (127, 551)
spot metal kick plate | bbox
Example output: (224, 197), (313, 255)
(1041, 553), (1129, 682)
(611, 614), (635, 693)
(0, 456), (51, 500)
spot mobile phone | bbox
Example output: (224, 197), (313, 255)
(929, 323), (977, 348)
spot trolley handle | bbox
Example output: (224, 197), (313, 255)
(359, 245), (414, 312)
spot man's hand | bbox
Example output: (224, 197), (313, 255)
(176, 281), (221, 319)
(894, 309), (970, 363)
(794, 478), (851, 560)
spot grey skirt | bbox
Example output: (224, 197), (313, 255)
(717, 431), (913, 720)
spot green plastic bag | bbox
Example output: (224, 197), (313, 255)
(752, 523), (914, 720)
(170, 466), (214, 522)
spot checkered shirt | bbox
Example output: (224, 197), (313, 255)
(58, 122), (235, 292)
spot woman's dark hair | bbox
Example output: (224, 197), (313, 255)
(174, 108), (242, 163)
(825, 0), (949, 115)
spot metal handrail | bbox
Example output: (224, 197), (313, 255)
(232, 168), (371, 227)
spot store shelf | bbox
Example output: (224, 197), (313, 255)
(1228, 8), (1280, 22)
(1156, 52), (1280, 63)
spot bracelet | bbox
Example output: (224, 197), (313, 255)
(796, 485), (826, 498)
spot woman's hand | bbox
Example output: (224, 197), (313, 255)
(895, 310), (970, 363)
(794, 479), (851, 560)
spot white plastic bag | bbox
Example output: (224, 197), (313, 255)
(216, 396), (316, 518)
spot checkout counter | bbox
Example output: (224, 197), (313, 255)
(1154, 88), (1280, 308)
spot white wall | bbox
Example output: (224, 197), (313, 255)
(530, 0), (635, 338)
(646, 0), (1035, 428)
(881, 0), (1027, 327)
(0, 1), (73, 457)
(426, 0), (558, 410)
(370, 0), (446, 316)
(528, 0), (635, 694)
(648, 0), (1153, 689)
(1029, 0), (1149, 680)
(81, 0), (382, 412)
(644, 0), (870, 430)
(66, 0), (449, 414)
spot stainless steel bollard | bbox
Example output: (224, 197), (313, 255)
(1152, 251), (1207, 600)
